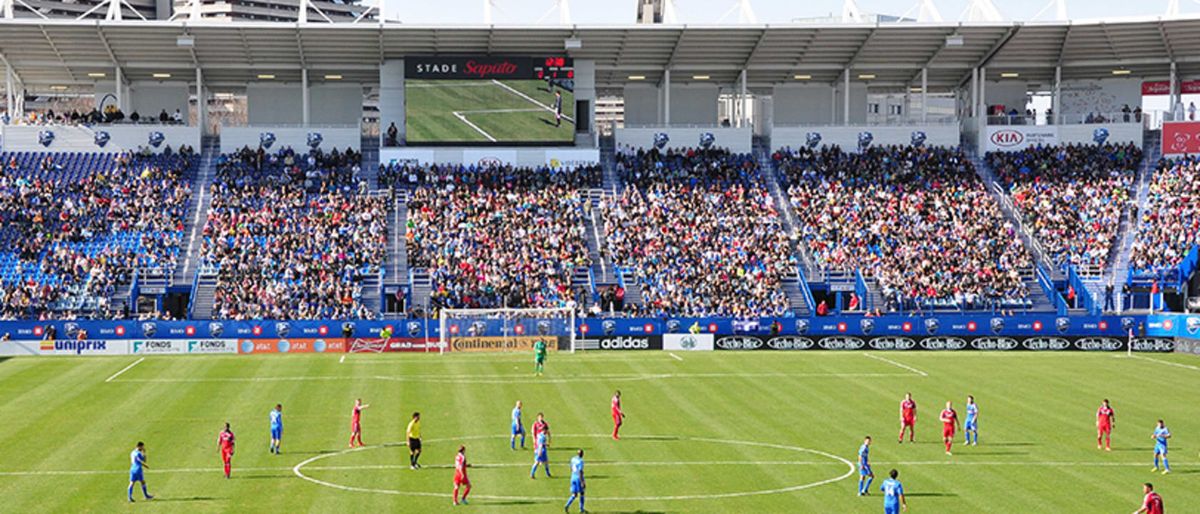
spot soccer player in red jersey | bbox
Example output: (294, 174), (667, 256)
(452, 445), (472, 506)
(349, 398), (370, 448)
(533, 412), (551, 447)
(1135, 482), (1164, 514)
(898, 393), (917, 443)
(611, 390), (625, 440)
(1097, 399), (1116, 451)
(217, 423), (235, 479)
(940, 401), (960, 455)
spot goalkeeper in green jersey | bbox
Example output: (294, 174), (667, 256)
(533, 339), (548, 376)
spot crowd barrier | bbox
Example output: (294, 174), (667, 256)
(0, 313), (1192, 356)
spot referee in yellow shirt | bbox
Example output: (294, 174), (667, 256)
(407, 412), (422, 470)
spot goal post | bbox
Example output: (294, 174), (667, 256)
(439, 307), (578, 353)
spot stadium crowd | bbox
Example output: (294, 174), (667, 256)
(200, 146), (386, 320)
(780, 145), (1032, 312)
(406, 164), (599, 316)
(1130, 157), (1200, 273)
(987, 143), (1141, 270)
(603, 147), (794, 318)
(0, 151), (194, 319)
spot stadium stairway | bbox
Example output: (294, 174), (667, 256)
(174, 135), (219, 289)
(754, 138), (813, 316)
(599, 135), (621, 195)
(410, 269), (433, 314)
(1105, 129), (1160, 303)
(360, 136), (380, 187)
(970, 151), (1061, 312)
(190, 273), (217, 320)
(388, 190), (410, 287)
(617, 268), (646, 312)
(583, 189), (616, 285)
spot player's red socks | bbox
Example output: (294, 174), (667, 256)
(944, 440), (952, 452)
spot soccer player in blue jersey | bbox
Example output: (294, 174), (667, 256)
(857, 436), (874, 496)
(531, 430), (552, 479)
(127, 442), (153, 502)
(964, 395), (979, 446)
(269, 404), (283, 454)
(1151, 419), (1171, 474)
(881, 469), (907, 513)
(564, 449), (586, 513)
(511, 400), (526, 450)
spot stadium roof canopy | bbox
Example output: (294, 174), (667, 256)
(2, 15), (1200, 94)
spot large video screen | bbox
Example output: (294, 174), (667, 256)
(405, 56), (575, 145)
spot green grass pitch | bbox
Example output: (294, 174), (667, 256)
(405, 79), (576, 144)
(1, 351), (1198, 513)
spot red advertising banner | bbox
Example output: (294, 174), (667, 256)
(1142, 80), (1200, 95)
(1162, 122), (1200, 155)
(237, 338), (348, 354)
(347, 337), (442, 353)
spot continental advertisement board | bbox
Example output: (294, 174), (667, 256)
(449, 336), (559, 353)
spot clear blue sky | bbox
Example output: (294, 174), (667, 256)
(380, 0), (1196, 24)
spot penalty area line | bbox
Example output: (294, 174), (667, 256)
(340, 355), (346, 364)
(451, 111), (497, 142)
(669, 352), (683, 361)
(105, 357), (145, 383)
(863, 353), (928, 377)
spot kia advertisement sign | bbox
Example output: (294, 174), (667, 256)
(986, 126), (1058, 152)
(1162, 122), (1200, 156)
(406, 56), (572, 80)
(576, 336), (662, 351)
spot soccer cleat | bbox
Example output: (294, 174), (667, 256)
(460, 499), (469, 505)
(946, 451), (952, 456)
(1105, 447), (1111, 452)
(1162, 469), (1170, 475)
(129, 499), (135, 503)
(145, 495), (153, 501)
(1151, 467), (1159, 472)
(1097, 445), (1102, 450)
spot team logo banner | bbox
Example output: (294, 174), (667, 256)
(653, 132), (670, 149)
(857, 131), (873, 151)
(910, 131), (926, 147)
(260, 132), (276, 149)
(147, 131), (165, 148)
(307, 132), (324, 149)
(805, 132), (822, 148)
(94, 130), (111, 148)
(38, 130), (55, 147)
(699, 132), (715, 149)
(1092, 127), (1110, 145)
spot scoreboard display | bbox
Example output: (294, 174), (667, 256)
(406, 56), (574, 81)
(404, 55), (578, 145)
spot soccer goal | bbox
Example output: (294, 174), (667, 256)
(439, 307), (578, 353)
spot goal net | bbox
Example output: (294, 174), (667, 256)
(439, 307), (577, 353)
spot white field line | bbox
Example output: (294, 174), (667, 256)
(104, 357), (145, 383)
(1, 459), (1190, 478)
(863, 353), (928, 377)
(457, 108), (543, 114)
(669, 352), (683, 361)
(1125, 354), (1200, 371)
(340, 355), (346, 364)
(109, 371), (914, 385)
(451, 111), (497, 142)
(490, 79), (576, 122)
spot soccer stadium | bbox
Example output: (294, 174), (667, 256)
(2, 0), (1200, 511)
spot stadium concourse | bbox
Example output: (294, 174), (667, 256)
(3, 8), (1200, 514)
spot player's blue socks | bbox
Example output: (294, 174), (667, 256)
(512, 437), (516, 450)
(565, 494), (576, 510)
(142, 484), (150, 499)
(1163, 457), (1170, 471)
(128, 484), (134, 502)
(1154, 455), (1160, 468)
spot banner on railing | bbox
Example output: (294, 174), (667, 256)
(1162, 122), (1200, 156)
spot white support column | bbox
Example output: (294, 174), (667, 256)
(115, 66), (123, 113)
(921, 68), (928, 123)
(195, 67), (204, 134)
(1169, 62), (1178, 120)
(301, 68), (310, 126)
(663, 69), (671, 126)
(903, 86), (911, 123)
(739, 69), (747, 128)
(1052, 65), (1061, 125)
(5, 65), (12, 121)
(830, 84), (836, 124)
(843, 68), (850, 124)
(970, 67), (978, 118)
(979, 67), (987, 121)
